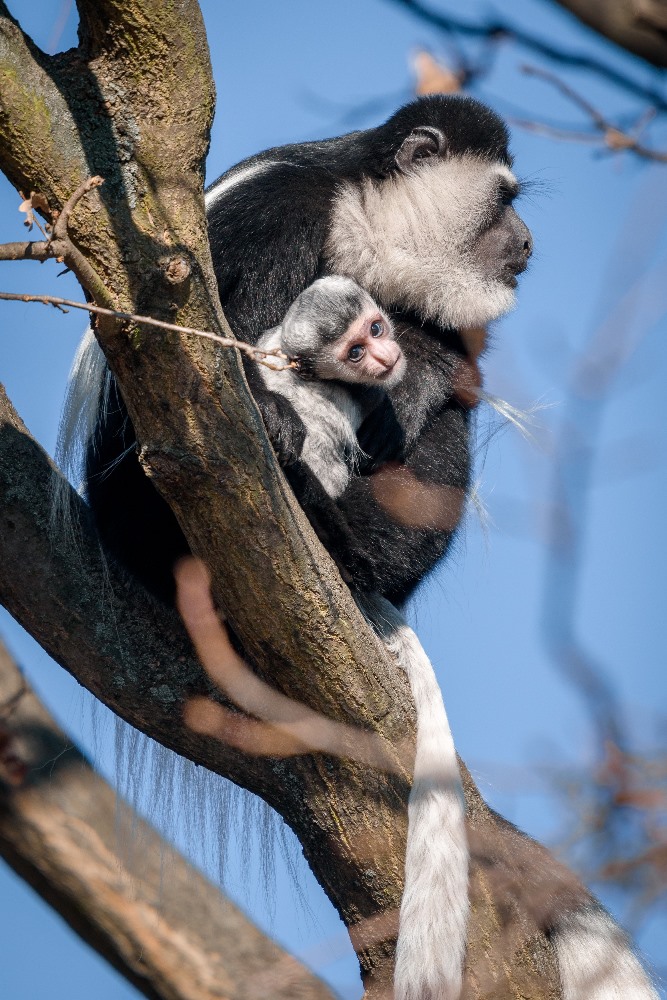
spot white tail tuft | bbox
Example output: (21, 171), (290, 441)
(361, 594), (468, 1000)
(555, 907), (660, 1000)
(50, 328), (111, 541)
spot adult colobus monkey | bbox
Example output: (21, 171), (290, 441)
(61, 95), (658, 998)
(76, 95), (528, 603)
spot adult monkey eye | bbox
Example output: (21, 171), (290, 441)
(348, 345), (365, 362)
(370, 320), (384, 337)
(395, 127), (446, 172)
(498, 182), (515, 207)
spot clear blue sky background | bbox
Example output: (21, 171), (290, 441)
(0, 1), (666, 997)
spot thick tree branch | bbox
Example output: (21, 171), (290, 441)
(0, 640), (334, 1000)
(0, 384), (277, 796)
(0, 383), (412, 995)
(0, 382), (571, 997)
(0, 5), (89, 214)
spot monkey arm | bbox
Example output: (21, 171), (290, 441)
(250, 384), (308, 467)
(284, 461), (380, 592)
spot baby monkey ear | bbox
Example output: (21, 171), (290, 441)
(395, 127), (447, 172)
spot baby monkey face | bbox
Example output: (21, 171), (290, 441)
(316, 307), (405, 386)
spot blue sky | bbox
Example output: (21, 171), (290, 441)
(1, 1), (666, 997)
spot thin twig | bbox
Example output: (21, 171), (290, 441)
(48, 175), (110, 301)
(510, 120), (605, 144)
(0, 290), (296, 370)
(0, 176), (112, 300)
(523, 64), (607, 128)
(517, 65), (667, 163)
(51, 176), (104, 243)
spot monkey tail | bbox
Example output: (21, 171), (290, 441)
(359, 594), (468, 1000)
(50, 327), (111, 543)
(553, 906), (660, 1000)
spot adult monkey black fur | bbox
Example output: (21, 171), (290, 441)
(63, 95), (659, 999)
(205, 94), (531, 606)
(81, 95), (530, 604)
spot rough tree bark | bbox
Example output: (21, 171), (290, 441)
(0, 639), (334, 1000)
(0, 2), (571, 997)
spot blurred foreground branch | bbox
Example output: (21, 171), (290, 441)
(0, 638), (333, 1000)
(388, 0), (667, 111)
(548, 0), (667, 68)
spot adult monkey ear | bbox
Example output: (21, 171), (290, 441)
(395, 127), (446, 172)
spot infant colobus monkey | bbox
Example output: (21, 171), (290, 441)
(257, 276), (468, 1000)
(256, 275), (404, 498)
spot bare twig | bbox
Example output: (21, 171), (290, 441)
(510, 120), (606, 145)
(0, 176), (110, 300)
(51, 176), (104, 242)
(0, 240), (52, 262)
(0, 290), (296, 370)
(516, 65), (667, 162)
(523, 64), (607, 128)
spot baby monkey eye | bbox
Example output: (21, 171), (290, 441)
(348, 344), (365, 362)
(370, 320), (384, 337)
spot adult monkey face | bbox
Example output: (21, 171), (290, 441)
(326, 117), (533, 332)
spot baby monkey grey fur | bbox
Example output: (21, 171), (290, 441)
(257, 276), (404, 498)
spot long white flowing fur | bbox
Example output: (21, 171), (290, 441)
(361, 595), (468, 1000)
(554, 908), (660, 1000)
(50, 327), (112, 545)
(55, 327), (109, 483)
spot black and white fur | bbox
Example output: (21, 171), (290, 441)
(251, 278), (660, 1000)
(255, 276), (402, 498)
(74, 96), (529, 604)
(59, 95), (658, 998)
